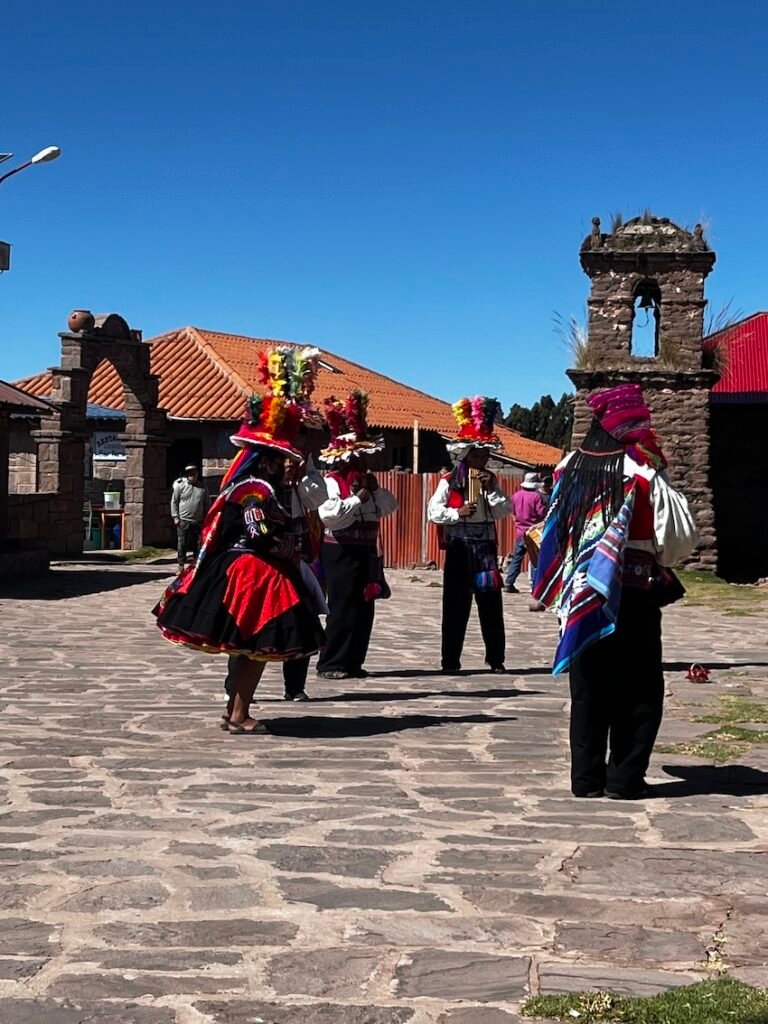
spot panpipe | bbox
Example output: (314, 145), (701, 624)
(468, 468), (483, 503)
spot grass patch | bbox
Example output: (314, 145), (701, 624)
(116, 547), (175, 563)
(521, 977), (768, 1022)
(657, 725), (768, 764)
(694, 694), (768, 726)
(677, 571), (768, 617)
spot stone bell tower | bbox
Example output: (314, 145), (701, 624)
(568, 215), (718, 570)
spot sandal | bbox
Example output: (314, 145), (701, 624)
(227, 721), (269, 735)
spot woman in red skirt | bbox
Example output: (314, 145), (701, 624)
(154, 394), (326, 735)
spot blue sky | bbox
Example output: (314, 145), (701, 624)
(2, 1), (766, 409)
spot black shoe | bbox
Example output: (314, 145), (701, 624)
(605, 785), (654, 801)
(441, 665), (462, 675)
(573, 789), (604, 799)
(316, 670), (352, 680)
(352, 668), (369, 678)
(284, 691), (310, 702)
(489, 664), (507, 674)
(503, 585), (519, 594)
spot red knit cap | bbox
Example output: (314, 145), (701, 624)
(587, 384), (651, 440)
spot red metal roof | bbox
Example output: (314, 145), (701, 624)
(708, 312), (768, 399)
(14, 326), (562, 467)
(0, 379), (51, 412)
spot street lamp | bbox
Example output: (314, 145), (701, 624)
(0, 146), (61, 271)
(0, 146), (61, 187)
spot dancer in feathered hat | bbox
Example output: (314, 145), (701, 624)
(315, 391), (399, 680)
(222, 346), (329, 708)
(427, 397), (512, 674)
(533, 384), (698, 798)
(153, 348), (326, 735)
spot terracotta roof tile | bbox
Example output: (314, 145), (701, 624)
(14, 326), (562, 467)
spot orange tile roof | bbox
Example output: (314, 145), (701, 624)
(14, 326), (562, 467)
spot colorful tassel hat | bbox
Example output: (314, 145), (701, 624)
(446, 396), (504, 459)
(319, 390), (384, 464)
(229, 345), (321, 459)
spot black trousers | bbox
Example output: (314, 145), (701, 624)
(441, 543), (505, 670)
(316, 542), (375, 675)
(177, 521), (201, 566)
(224, 654), (309, 702)
(568, 590), (664, 797)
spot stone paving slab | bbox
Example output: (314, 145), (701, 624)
(0, 565), (766, 1021)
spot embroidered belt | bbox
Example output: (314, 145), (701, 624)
(325, 522), (379, 546)
(622, 549), (659, 590)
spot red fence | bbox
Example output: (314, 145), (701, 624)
(377, 472), (523, 569)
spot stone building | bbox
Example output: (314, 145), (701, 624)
(568, 215), (718, 571)
(9, 314), (168, 554)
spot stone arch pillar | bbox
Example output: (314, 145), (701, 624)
(33, 313), (168, 553)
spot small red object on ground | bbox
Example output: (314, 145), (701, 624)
(686, 664), (711, 682)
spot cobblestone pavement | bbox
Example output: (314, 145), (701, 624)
(0, 564), (767, 1023)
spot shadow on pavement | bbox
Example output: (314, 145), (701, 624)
(305, 687), (544, 703)
(364, 667), (553, 678)
(262, 712), (516, 739)
(658, 764), (768, 796)
(0, 568), (173, 601)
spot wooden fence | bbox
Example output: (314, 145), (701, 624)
(376, 472), (523, 569)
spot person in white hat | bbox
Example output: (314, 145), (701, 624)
(503, 471), (548, 594)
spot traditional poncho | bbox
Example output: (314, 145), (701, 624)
(533, 476), (636, 676)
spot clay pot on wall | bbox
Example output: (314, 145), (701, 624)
(68, 309), (95, 333)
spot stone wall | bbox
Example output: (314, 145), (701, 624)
(7, 493), (80, 554)
(0, 547), (49, 581)
(87, 459), (126, 505)
(8, 422), (37, 494)
(584, 261), (711, 370)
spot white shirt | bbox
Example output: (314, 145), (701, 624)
(318, 475), (399, 529)
(427, 476), (512, 526)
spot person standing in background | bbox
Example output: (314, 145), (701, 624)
(503, 472), (548, 594)
(527, 474), (554, 613)
(171, 465), (210, 572)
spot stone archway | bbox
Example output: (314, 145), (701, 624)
(33, 313), (168, 552)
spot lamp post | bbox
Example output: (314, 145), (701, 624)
(0, 146), (61, 272)
(0, 146), (61, 187)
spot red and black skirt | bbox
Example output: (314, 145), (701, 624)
(154, 550), (325, 661)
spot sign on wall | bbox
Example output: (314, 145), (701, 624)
(92, 431), (126, 459)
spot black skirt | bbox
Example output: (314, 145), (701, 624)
(155, 549), (325, 661)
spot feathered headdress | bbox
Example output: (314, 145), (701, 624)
(228, 345), (321, 458)
(255, 346), (321, 421)
(319, 390), (384, 464)
(446, 395), (504, 459)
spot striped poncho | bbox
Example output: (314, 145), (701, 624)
(532, 476), (636, 676)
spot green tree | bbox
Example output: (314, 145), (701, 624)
(504, 393), (572, 449)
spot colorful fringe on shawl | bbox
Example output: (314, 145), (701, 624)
(532, 476), (636, 676)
